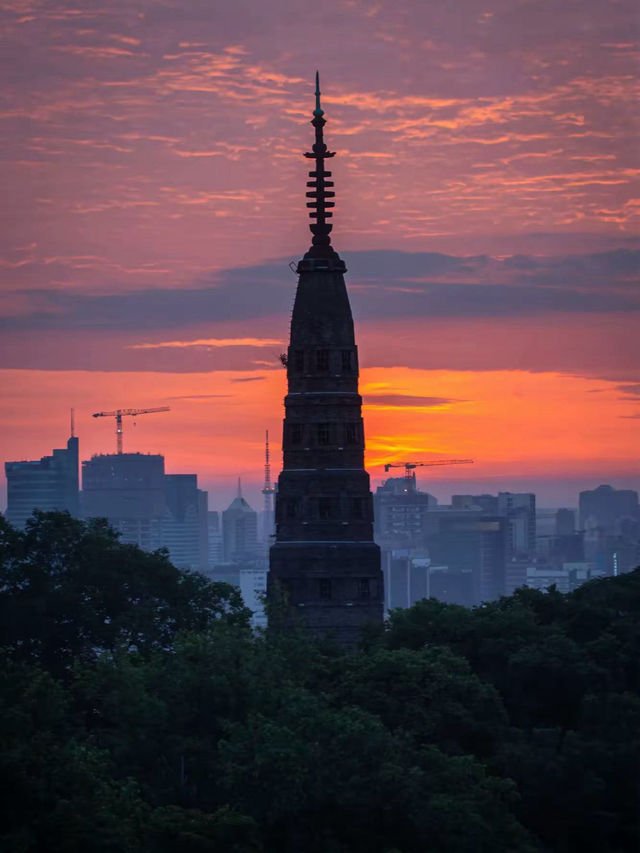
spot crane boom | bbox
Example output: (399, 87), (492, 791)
(92, 406), (170, 454)
(384, 459), (474, 480)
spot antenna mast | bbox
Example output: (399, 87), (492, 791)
(262, 429), (276, 514)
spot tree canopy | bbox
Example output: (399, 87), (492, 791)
(1, 511), (638, 852)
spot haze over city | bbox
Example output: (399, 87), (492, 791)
(1, 0), (639, 510)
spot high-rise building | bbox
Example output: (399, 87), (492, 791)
(452, 494), (498, 513)
(81, 453), (165, 550)
(556, 508), (576, 536)
(207, 511), (224, 568)
(579, 485), (640, 577)
(4, 433), (79, 528)
(268, 75), (383, 644)
(81, 453), (209, 569)
(579, 484), (639, 534)
(197, 489), (209, 570)
(162, 474), (208, 571)
(382, 551), (431, 610)
(374, 476), (437, 548)
(497, 492), (536, 559)
(424, 509), (508, 604)
(222, 484), (259, 564)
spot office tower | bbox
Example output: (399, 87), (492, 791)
(197, 489), (209, 570)
(223, 483), (259, 564)
(579, 484), (639, 534)
(452, 494), (498, 513)
(81, 453), (165, 550)
(497, 492), (536, 559)
(580, 485), (640, 576)
(555, 508), (576, 536)
(162, 474), (207, 571)
(374, 476), (437, 548)
(5, 432), (79, 528)
(424, 510), (508, 604)
(207, 511), (224, 568)
(268, 75), (383, 643)
(382, 551), (431, 611)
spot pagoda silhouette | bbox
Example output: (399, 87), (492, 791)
(268, 74), (384, 644)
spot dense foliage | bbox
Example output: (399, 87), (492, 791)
(1, 512), (638, 852)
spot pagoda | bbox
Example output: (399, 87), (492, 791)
(268, 74), (383, 644)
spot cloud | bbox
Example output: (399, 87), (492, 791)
(2, 248), (637, 337)
(129, 337), (284, 349)
(616, 383), (640, 398)
(166, 393), (232, 400)
(230, 376), (265, 383)
(363, 394), (460, 408)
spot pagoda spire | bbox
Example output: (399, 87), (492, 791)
(301, 72), (343, 267)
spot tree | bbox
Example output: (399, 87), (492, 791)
(0, 512), (250, 673)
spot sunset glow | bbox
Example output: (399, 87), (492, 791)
(1, 0), (638, 509)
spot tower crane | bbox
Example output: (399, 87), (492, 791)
(384, 459), (474, 481)
(92, 407), (170, 454)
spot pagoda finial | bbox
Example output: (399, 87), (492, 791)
(237, 476), (242, 499)
(300, 72), (344, 267)
(314, 70), (323, 117)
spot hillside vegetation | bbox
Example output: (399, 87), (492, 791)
(1, 512), (638, 852)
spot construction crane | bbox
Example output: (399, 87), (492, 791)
(92, 407), (170, 454)
(384, 459), (474, 481)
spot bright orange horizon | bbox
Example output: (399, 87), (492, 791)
(1, 363), (638, 509)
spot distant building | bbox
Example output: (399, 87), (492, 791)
(239, 568), (268, 628)
(374, 482), (509, 607)
(535, 507), (557, 538)
(381, 550), (430, 611)
(162, 474), (208, 571)
(604, 533), (640, 577)
(428, 563), (475, 607)
(556, 508), (576, 536)
(579, 485), (640, 576)
(197, 489), (209, 569)
(424, 509), (508, 604)
(258, 506), (276, 567)
(565, 562), (605, 591)
(5, 434), (79, 528)
(525, 565), (570, 595)
(497, 492), (536, 559)
(223, 485), (259, 564)
(579, 484), (639, 534)
(374, 475), (436, 548)
(523, 562), (609, 595)
(452, 494), (497, 513)
(207, 511), (223, 568)
(81, 453), (165, 550)
(82, 454), (209, 566)
(504, 560), (531, 596)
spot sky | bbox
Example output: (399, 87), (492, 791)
(1, 0), (639, 510)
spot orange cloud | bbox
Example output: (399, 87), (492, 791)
(129, 338), (284, 350)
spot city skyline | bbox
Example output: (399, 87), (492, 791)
(1, 0), (639, 508)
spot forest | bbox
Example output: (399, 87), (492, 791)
(1, 511), (638, 852)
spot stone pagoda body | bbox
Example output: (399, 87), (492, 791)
(268, 74), (383, 644)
